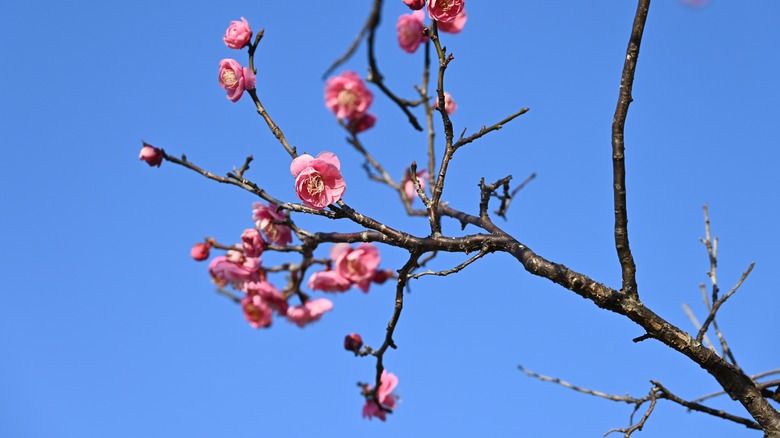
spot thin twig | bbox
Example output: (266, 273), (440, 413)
(410, 247), (488, 279)
(682, 303), (714, 349)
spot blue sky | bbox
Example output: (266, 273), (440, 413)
(2, 1), (778, 437)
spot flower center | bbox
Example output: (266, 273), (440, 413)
(222, 70), (238, 87)
(337, 89), (357, 111)
(307, 174), (325, 195)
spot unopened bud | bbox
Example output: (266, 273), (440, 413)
(344, 333), (363, 354)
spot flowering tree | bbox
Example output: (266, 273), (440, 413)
(139, 0), (779, 435)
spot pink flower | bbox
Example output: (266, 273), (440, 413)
(403, 168), (429, 203)
(427, 0), (465, 23)
(346, 112), (377, 134)
(434, 91), (457, 115)
(344, 333), (363, 353)
(241, 229), (264, 258)
(223, 17), (253, 49)
(252, 202), (293, 246)
(218, 59), (256, 102)
(308, 270), (352, 293)
(286, 298), (334, 327)
(333, 243), (381, 292)
(325, 71), (374, 120)
(290, 152), (346, 209)
(397, 10), (428, 54)
(244, 280), (288, 315)
(191, 242), (211, 261)
(208, 255), (261, 287)
(139, 142), (163, 167)
(242, 294), (273, 328)
(437, 8), (467, 33)
(403, 0), (425, 10)
(371, 269), (395, 285)
(362, 371), (399, 421)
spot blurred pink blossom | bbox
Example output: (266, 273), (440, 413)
(208, 255), (261, 287)
(286, 298), (334, 327)
(333, 243), (381, 292)
(241, 229), (264, 258)
(218, 59), (256, 102)
(241, 294), (273, 328)
(437, 8), (467, 33)
(308, 270), (352, 293)
(434, 91), (457, 115)
(362, 371), (399, 421)
(403, 168), (429, 203)
(402, 0), (425, 10)
(397, 10), (428, 54)
(427, 0), (465, 23)
(190, 242), (211, 261)
(344, 333), (363, 354)
(346, 112), (377, 134)
(325, 71), (374, 120)
(290, 152), (346, 209)
(139, 142), (163, 167)
(244, 280), (288, 315)
(223, 17), (253, 49)
(252, 202), (293, 246)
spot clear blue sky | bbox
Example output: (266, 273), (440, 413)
(2, 1), (778, 437)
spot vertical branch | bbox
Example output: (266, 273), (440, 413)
(611, 0), (650, 298)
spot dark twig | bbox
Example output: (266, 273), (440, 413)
(410, 247), (488, 279)
(696, 263), (754, 344)
(495, 172), (536, 218)
(652, 381), (762, 430)
(452, 107), (530, 150)
(322, 3), (376, 79)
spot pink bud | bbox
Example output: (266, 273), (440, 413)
(433, 91), (457, 115)
(190, 242), (211, 261)
(402, 0), (425, 10)
(347, 112), (377, 134)
(344, 333), (363, 354)
(139, 142), (163, 167)
(427, 0), (465, 23)
(223, 17), (253, 49)
(371, 269), (395, 285)
(437, 8), (467, 34)
(286, 298), (334, 327)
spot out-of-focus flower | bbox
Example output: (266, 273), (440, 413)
(346, 112), (377, 134)
(437, 8), (467, 33)
(244, 280), (288, 315)
(397, 10), (428, 54)
(371, 269), (395, 285)
(433, 91), (457, 115)
(286, 298), (334, 327)
(139, 142), (163, 167)
(344, 333), (363, 354)
(402, 0), (425, 10)
(290, 152), (346, 209)
(208, 255), (261, 287)
(308, 270), (352, 293)
(219, 59), (256, 102)
(223, 17), (253, 49)
(252, 202), (293, 246)
(403, 168), (429, 203)
(332, 243), (381, 292)
(241, 229), (264, 258)
(362, 371), (400, 421)
(242, 294), (273, 328)
(191, 242), (211, 261)
(325, 71), (374, 120)
(427, 0), (465, 23)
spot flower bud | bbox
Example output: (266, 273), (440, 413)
(344, 333), (363, 354)
(223, 17), (253, 49)
(191, 242), (211, 261)
(139, 142), (163, 167)
(402, 0), (425, 10)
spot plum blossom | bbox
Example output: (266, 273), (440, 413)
(402, 0), (425, 10)
(223, 17), (253, 49)
(437, 8), (467, 33)
(139, 142), (163, 167)
(332, 243), (381, 292)
(252, 202), (292, 246)
(244, 280), (288, 316)
(403, 168), (429, 203)
(241, 228), (264, 258)
(362, 371), (399, 421)
(241, 294), (273, 328)
(286, 298), (334, 327)
(397, 10), (428, 54)
(208, 253), (262, 287)
(344, 333), (363, 354)
(191, 242), (211, 261)
(346, 112), (377, 134)
(218, 59), (256, 102)
(427, 0), (465, 23)
(290, 152), (346, 209)
(325, 71), (374, 120)
(434, 91), (457, 115)
(308, 270), (351, 293)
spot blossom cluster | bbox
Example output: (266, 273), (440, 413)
(398, 0), (467, 55)
(324, 71), (376, 134)
(308, 243), (392, 294)
(218, 18), (256, 102)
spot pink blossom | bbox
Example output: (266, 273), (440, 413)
(344, 333), (363, 354)
(397, 10), (428, 54)
(241, 229), (264, 258)
(437, 8), (467, 33)
(434, 91), (457, 115)
(427, 0), (465, 23)
(346, 112), (377, 134)
(190, 242), (211, 261)
(286, 298), (334, 327)
(308, 270), (351, 293)
(139, 142), (163, 167)
(402, 0), (425, 10)
(241, 294), (273, 328)
(218, 59), (256, 102)
(362, 371), (399, 421)
(244, 280), (288, 315)
(208, 255), (261, 287)
(252, 202), (293, 246)
(325, 71), (374, 120)
(223, 17), (253, 49)
(403, 168), (429, 203)
(333, 243), (381, 292)
(290, 152), (346, 210)
(372, 269), (395, 285)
